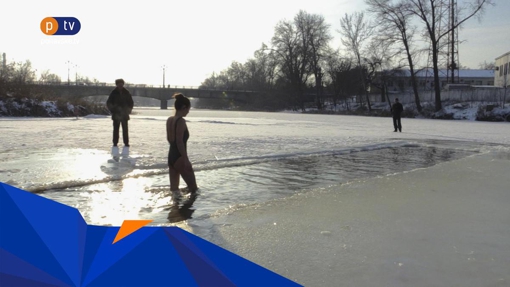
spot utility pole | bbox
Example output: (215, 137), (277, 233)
(162, 65), (167, 88)
(65, 60), (72, 85)
(449, 0), (459, 84)
(74, 64), (78, 85)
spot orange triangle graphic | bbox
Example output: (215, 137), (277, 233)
(112, 220), (153, 244)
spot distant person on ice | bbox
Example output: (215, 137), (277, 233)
(391, 98), (404, 132)
(167, 93), (198, 194)
(106, 78), (134, 147)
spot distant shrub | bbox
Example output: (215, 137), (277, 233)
(0, 95), (109, 117)
(476, 105), (510, 122)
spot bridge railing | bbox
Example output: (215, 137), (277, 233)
(26, 81), (256, 93)
(27, 81), (203, 89)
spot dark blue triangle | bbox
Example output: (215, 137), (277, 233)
(0, 273), (67, 287)
(85, 228), (198, 287)
(1, 183), (85, 286)
(174, 228), (302, 286)
(76, 213), (88, 285)
(80, 225), (109, 282)
(164, 228), (236, 286)
(0, 248), (70, 287)
(0, 184), (75, 286)
(81, 226), (158, 286)
(164, 227), (224, 268)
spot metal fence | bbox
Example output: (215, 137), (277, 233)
(386, 88), (508, 104)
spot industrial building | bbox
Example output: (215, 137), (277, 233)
(495, 51), (510, 88)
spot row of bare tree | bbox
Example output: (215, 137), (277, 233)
(1, 59), (38, 97)
(0, 60), (39, 85)
(0, 56), (102, 97)
(200, 0), (494, 112)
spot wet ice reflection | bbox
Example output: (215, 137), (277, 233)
(75, 178), (171, 226)
(41, 145), (478, 226)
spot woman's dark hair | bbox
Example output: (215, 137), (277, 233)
(173, 93), (190, 111)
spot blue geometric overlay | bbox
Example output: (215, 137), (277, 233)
(0, 182), (301, 286)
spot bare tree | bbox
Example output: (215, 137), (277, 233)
(271, 19), (311, 110)
(339, 12), (374, 111)
(295, 11), (333, 110)
(259, 45), (279, 89)
(39, 70), (61, 84)
(225, 61), (248, 90)
(478, 60), (495, 70)
(0, 59), (36, 98)
(11, 60), (36, 84)
(201, 44), (278, 94)
(406, 0), (494, 111)
(200, 72), (219, 89)
(364, 38), (402, 110)
(250, 43), (279, 91)
(366, 0), (423, 112)
(324, 53), (357, 110)
(0, 61), (14, 84)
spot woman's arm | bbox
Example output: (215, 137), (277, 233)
(175, 119), (188, 159)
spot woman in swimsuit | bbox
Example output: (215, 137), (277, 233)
(167, 93), (198, 193)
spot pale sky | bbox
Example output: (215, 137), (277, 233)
(2, 0), (509, 86)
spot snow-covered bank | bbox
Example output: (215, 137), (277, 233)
(0, 96), (109, 117)
(2, 94), (509, 121)
(299, 101), (510, 122)
(197, 151), (510, 287)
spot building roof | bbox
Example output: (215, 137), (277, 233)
(495, 51), (510, 60)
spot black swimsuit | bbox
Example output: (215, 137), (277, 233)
(168, 117), (190, 167)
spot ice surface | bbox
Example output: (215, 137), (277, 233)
(1, 108), (509, 210)
(1, 107), (510, 285)
(198, 152), (510, 287)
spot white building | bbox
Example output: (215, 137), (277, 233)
(495, 51), (510, 88)
(383, 68), (494, 92)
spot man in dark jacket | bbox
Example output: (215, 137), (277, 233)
(106, 79), (134, 147)
(391, 98), (403, 132)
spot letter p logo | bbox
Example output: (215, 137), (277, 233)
(41, 17), (81, 35)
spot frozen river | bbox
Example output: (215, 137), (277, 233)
(1, 108), (509, 226)
(1, 107), (509, 286)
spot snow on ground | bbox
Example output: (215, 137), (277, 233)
(0, 97), (106, 117)
(301, 100), (510, 122)
(0, 97), (63, 116)
(442, 103), (479, 120)
(40, 100), (61, 115)
(0, 100), (6, 113)
(83, 114), (109, 118)
(67, 102), (75, 112)
(2, 95), (509, 122)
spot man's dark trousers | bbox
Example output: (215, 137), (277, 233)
(393, 116), (402, 132)
(113, 120), (129, 146)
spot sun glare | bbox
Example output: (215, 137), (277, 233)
(82, 177), (161, 226)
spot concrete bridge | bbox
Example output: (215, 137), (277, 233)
(28, 82), (258, 109)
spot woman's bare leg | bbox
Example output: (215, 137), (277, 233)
(180, 167), (198, 193)
(169, 166), (180, 191)
(173, 157), (198, 192)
